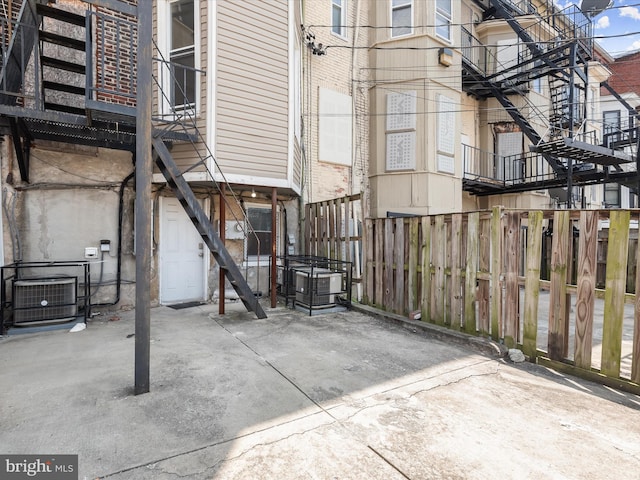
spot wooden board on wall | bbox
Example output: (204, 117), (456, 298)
(464, 212), (479, 335)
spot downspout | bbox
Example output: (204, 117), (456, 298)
(90, 170), (135, 307)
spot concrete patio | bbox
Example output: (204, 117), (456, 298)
(1, 302), (639, 479)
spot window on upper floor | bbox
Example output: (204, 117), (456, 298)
(332, 0), (347, 37)
(158, 0), (199, 116)
(436, 0), (452, 42)
(604, 183), (621, 208)
(603, 110), (621, 147)
(391, 0), (412, 38)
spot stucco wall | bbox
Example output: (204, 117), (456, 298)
(3, 142), (137, 310)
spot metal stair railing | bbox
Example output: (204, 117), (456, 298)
(152, 138), (266, 318)
(150, 39), (267, 318)
(0, 1), (45, 108)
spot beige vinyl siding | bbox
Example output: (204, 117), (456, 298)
(216, 0), (289, 180)
(152, 0), (208, 174)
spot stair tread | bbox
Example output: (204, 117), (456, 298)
(43, 80), (85, 96)
(36, 4), (86, 27)
(41, 56), (86, 74)
(39, 31), (85, 51)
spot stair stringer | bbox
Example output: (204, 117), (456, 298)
(152, 137), (267, 319)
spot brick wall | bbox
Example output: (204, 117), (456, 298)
(601, 51), (640, 96)
(303, 0), (370, 205)
(94, 0), (137, 106)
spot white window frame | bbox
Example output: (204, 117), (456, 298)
(331, 0), (347, 38)
(157, 0), (201, 118)
(391, 0), (413, 38)
(244, 204), (280, 266)
(436, 0), (452, 42)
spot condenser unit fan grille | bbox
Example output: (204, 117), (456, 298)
(13, 277), (78, 324)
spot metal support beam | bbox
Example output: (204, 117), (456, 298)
(271, 187), (277, 308)
(219, 183), (226, 316)
(134, 0), (152, 395)
(9, 118), (29, 182)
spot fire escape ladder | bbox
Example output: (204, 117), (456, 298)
(476, 71), (566, 174)
(152, 137), (267, 320)
(36, 3), (87, 116)
(0, 0), (47, 106)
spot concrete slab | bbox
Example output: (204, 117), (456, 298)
(1, 303), (639, 479)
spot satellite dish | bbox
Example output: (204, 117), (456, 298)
(580, 0), (612, 18)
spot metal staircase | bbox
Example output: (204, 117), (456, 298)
(0, 1), (267, 318)
(153, 138), (266, 318)
(462, 0), (640, 198)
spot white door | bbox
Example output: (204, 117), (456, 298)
(159, 196), (206, 304)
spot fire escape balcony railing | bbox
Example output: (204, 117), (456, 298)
(85, 9), (204, 135)
(0, 14), (42, 108)
(86, 10), (136, 110)
(461, 27), (488, 75)
(499, 0), (538, 15)
(463, 143), (558, 186)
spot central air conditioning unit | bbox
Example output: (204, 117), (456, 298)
(13, 277), (78, 325)
(295, 268), (343, 308)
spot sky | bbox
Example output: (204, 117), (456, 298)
(560, 0), (640, 57)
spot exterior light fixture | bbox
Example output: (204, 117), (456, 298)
(438, 47), (453, 67)
(251, 188), (257, 198)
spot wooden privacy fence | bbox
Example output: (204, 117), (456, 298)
(304, 194), (363, 298)
(356, 207), (640, 393)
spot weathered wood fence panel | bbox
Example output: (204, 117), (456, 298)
(523, 210), (543, 359)
(305, 194), (363, 300)
(601, 211), (630, 378)
(574, 210), (597, 370)
(306, 203), (640, 394)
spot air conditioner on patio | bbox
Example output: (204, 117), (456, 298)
(295, 269), (342, 308)
(13, 277), (78, 324)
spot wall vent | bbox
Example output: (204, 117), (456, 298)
(13, 277), (78, 324)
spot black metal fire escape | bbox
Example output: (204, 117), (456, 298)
(462, 0), (640, 199)
(0, 0), (266, 318)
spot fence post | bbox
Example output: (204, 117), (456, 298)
(633, 216), (640, 383)
(408, 218), (419, 313)
(421, 216), (432, 322)
(549, 210), (570, 361)
(364, 218), (374, 305)
(478, 214), (491, 336)
(503, 211), (520, 348)
(490, 206), (503, 341)
(394, 217), (405, 314)
(601, 210), (630, 377)
(450, 214), (463, 330)
(523, 210), (543, 360)
(464, 212), (479, 335)
(384, 218), (394, 310)
(375, 219), (384, 307)
(433, 215), (446, 325)
(574, 210), (598, 370)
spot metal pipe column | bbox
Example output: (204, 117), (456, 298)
(135, 0), (153, 395)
